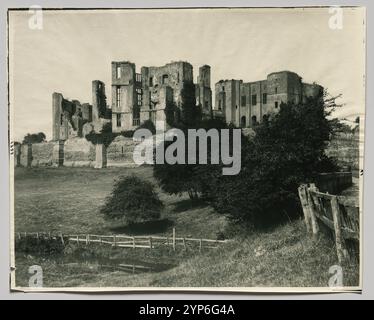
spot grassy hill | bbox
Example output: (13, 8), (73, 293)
(13, 166), (359, 288)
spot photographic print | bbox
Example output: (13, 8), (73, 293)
(8, 7), (365, 292)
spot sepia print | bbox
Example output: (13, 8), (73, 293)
(8, 7), (365, 292)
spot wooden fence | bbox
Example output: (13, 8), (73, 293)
(16, 228), (229, 252)
(298, 183), (359, 264)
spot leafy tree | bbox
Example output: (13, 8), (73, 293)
(101, 175), (163, 224)
(208, 92), (340, 228)
(22, 132), (46, 144)
(153, 118), (229, 199)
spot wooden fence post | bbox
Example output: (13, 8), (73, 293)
(60, 233), (65, 246)
(149, 237), (153, 249)
(113, 235), (117, 247)
(173, 228), (176, 251)
(308, 184), (320, 236)
(133, 237), (135, 249)
(199, 239), (202, 252)
(298, 185), (312, 234)
(331, 196), (349, 264)
(183, 238), (186, 250)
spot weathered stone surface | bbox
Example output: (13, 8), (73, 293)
(30, 142), (55, 167)
(63, 137), (95, 167)
(95, 144), (107, 169)
(106, 135), (140, 167)
(20, 144), (32, 167)
(82, 118), (111, 137)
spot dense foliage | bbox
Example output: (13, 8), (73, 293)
(22, 132), (46, 144)
(101, 176), (163, 224)
(155, 90), (341, 228)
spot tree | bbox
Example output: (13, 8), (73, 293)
(101, 176), (163, 225)
(153, 118), (229, 199)
(207, 92), (340, 228)
(22, 132), (46, 144)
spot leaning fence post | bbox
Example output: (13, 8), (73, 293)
(331, 196), (349, 263)
(307, 184), (320, 236)
(60, 233), (65, 246)
(298, 185), (312, 234)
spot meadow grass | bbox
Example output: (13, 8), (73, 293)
(13, 166), (359, 288)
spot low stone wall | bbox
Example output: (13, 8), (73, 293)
(16, 136), (142, 168)
(20, 144), (32, 167)
(315, 172), (352, 195)
(30, 142), (55, 167)
(63, 137), (96, 167)
(106, 136), (140, 167)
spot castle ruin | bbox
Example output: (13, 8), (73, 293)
(214, 70), (323, 128)
(15, 62), (323, 169)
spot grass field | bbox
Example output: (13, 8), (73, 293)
(14, 166), (227, 238)
(13, 166), (360, 288)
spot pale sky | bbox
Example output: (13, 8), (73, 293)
(8, 8), (366, 141)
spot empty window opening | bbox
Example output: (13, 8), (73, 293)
(241, 116), (246, 127)
(116, 113), (121, 127)
(116, 87), (121, 107)
(251, 94), (257, 105)
(263, 93), (267, 104)
(241, 96), (246, 106)
(251, 115), (257, 126)
(162, 74), (169, 84)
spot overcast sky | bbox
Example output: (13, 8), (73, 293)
(8, 8), (365, 141)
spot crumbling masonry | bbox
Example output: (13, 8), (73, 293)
(15, 62), (323, 169)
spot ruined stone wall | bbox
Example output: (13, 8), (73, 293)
(20, 144), (32, 167)
(63, 137), (96, 167)
(142, 61), (193, 109)
(30, 142), (55, 167)
(106, 136), (140, 167)
(18, 142), (62, 167)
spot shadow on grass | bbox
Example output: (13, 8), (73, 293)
(172, 198), (208, 213)
(110, 218), (174, 235)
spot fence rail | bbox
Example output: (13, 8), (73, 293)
(15, 228), (229, 252)
(298, 183), (359, 264)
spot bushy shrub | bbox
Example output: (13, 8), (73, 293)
(15, 235), (67, 256)
(101, 176), (163, 224)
